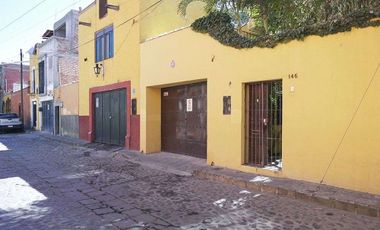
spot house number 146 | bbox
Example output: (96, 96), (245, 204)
(288, 73), (298, 79)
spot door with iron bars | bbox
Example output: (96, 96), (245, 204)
(245, 80), (282, 168)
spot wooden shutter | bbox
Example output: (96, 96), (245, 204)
(99, 0), (108, 18)
(38, 61), (45, 94)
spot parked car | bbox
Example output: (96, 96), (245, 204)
(0, 113), (24, 133)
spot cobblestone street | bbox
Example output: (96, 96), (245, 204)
(0, 133), (379, 229)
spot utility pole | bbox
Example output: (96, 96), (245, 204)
(20, 49), (24, 125)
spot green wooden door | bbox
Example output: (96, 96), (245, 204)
(94, 89), (126, 146)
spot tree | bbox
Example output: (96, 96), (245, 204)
(178, 0), (291, 34)
(178, 0), (256, 32)
(179, 0), (380, 36)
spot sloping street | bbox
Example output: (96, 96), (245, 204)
(0, 132), (379, 229)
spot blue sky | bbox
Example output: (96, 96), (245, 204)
(0, 0), (94, 64)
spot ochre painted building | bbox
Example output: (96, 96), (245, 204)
(10, 87), (31, 129)
(78, 0), (203, 149)
(28, 45), (40, 130)
(0, 63), (29, 114)
(79, 1), (380, 195)
(78, 0), (138, 148)
(1, 87), (31, 129)
(54, 83), (79, 137)
(140, 26), (380, 195)
(28, 10), (80, 136)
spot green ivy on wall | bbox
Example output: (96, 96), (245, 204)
(191, 9), (380, 49)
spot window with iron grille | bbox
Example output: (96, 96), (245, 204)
(95, 25), (114, 62)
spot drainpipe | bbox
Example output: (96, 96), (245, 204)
(20, 49), (24, 126)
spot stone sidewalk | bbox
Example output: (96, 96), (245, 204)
(193, 168), (380, 219)
(121, 150), (380, 219)
(41, 132), (380, 219)
(1, 132), (379, 229)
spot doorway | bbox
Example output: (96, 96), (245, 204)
(245, 80), (282, 167)
(93, 89), (127, 146)
(161, 82), (207, 159)
(41, 101), (54, 133)
(55, 106), (60, 135)
(32, 102), (37, 128)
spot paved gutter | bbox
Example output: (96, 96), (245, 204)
(193, 167), (380, 219)
(37, 132), (380, 219)
(38, 132), (89, 146)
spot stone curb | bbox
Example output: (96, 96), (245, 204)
(32, 132), (380, 220)
(193, 170), (380, 219)
(124, 156), (193, 177)
(38, 133), (89, 147)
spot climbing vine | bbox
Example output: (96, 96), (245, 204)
(191, 9), (380, 49)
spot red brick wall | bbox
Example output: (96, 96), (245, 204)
(79, 116), (90, 141)
(58, 56), (78, 85)
(10, 87), (31, 129)
(3, 64), (29, 93)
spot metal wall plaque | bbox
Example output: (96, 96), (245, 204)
(223, 96), (231, 115)
(96, 97), (100, 108)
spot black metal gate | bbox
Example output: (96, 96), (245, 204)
(94, 89), (126, 146)
(55, 106), (60, 135)
(41, 100), (54, 133)
(32, 102), (37, 128)
(161, 82), (207, 159)
(245, 80), (282, 167)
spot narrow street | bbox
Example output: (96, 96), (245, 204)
(0, 133), (379, 229)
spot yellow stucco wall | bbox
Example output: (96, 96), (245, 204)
(54, 83), (79, 116)
(79, 0), (204, 117)
(29, 50), (41, 130)
(139, 0), (205, 42)
(2, 94), (11, 112)
(79, 0), (141, 116)
(140, 26), (380, 195)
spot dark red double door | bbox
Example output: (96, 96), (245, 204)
(161, 82), (207, 158)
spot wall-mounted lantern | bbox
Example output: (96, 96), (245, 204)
(94, 63), (103, 76)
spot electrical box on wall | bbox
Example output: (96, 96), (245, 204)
(132, 98), (137, 115)
(223, 96), (231, 115)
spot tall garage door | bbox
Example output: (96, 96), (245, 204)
(93, 89), (126, 146)
(41, 100), (54, 133)
(161, 82), (207, 158)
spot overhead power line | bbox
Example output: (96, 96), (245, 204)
(0, 0), (49, 33)
(1, 0), (163, 63)
(0, 0), (84, 44)
(1, 0), (88, 62)
(39, 0), (164, 58)
(117, 0), (163, 28)
(319, 63), (380, 184)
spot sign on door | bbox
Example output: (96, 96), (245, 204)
(186, 98), (193, 112)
